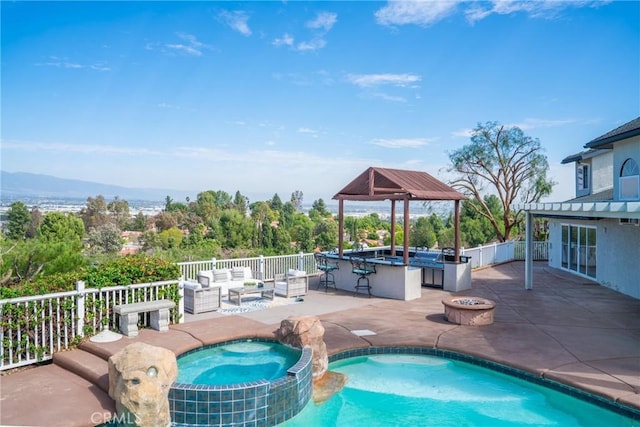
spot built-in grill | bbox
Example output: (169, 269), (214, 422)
(409, 251), (445, 288)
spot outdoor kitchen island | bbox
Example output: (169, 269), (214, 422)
(324, 248), (471, 301)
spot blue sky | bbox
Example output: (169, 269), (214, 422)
(2, 1), (639, 205)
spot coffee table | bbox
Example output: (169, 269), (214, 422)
(228, 285), (274, 306)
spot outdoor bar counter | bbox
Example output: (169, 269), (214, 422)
(324, 248), (471, 301)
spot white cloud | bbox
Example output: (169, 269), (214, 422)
(374, 0), (611, 27)
(296, 38), (327, 51)
(1, 140), (163, 156)
(467, 0), (611, 23)
(219, 10), (252, 36)
(165, 33), (209, 56)
(156, 102), (181, 110)
(375, 1), (461, 27)
(272, 12), (336, 52)
(347, 73), (421, 88)
(451, 128), (473, 138)
(298, 127), (321, 138)
(35, 56), (110, 71)
(272, 33), (294, 47)
(370, 92), (407, 103)
(370, 138), (431, 148)
(306, 12), (338, 32)
(511, 118), (577, 130)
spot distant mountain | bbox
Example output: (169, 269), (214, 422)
(0, 171), (191, 202)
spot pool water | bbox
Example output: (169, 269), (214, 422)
(176, 341), (300, 385)
(283, 355), (639, 427)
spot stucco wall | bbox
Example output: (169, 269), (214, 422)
(591, 151), (613, 194)
(548, 218), (640, 299)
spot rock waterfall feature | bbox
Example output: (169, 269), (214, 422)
(108, 342), (178, 427)
(275, 315), (346, 403)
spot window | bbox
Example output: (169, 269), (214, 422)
(620, 158), (639, 200)
(577, 163), (589, 190)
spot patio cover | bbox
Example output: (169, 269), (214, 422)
(333, 167), (466, 264)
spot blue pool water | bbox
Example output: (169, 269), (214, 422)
(176, 341), (300, 385)
(283, 355), (639, 427)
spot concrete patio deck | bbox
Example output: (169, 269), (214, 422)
(1, 261), (639, 426)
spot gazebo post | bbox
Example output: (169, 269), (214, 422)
(390, 199), (396, 256)
(454, 199), (460, 262)
(403, 197), (410, 265)
(338, 199), (344, 258)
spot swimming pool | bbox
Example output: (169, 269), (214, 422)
(283, 350), (640, 427)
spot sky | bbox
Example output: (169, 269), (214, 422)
(2, 0), (639, 205)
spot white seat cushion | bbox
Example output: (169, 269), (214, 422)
(288, 269), (306, 277)
(184, 281), (202, 290)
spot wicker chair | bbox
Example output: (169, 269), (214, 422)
(183, 281), (222, 314)
(274, 270), (308, 298)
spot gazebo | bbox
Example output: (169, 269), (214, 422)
(333, 166), (467, 264)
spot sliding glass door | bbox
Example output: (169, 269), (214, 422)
(561, 224), (596, 278)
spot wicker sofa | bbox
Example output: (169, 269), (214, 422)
(183, 281), (221, 314)
(197, 267), (261, 297)
(274, 269), (308, 298)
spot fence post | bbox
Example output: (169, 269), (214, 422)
(76, 281), (85, 337)
(212, 257), (217, 270)
(259, 255), (265, 280)
(178, 279), (185, 324)
(298, 252), (304, 271)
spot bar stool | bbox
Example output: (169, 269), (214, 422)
(350, 257), (376, 297)
(315, 253), (338, 291)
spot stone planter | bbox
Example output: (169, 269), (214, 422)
(442, 297), (496, 326)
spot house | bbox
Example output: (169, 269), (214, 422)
(517, 117), (640, 299)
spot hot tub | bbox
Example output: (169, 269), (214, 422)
(169, 339), (312, 426)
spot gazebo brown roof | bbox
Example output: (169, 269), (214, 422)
(332, 166), (466, 264)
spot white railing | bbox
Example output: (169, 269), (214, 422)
(1, 242), (548, 371)
(513, 240), (549, 261)
(0, 280), (182, 371)
(178, 252), (318, 281)
(461, 241), (548, 269)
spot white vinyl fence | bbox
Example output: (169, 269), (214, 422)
(177, 252), (318, 282)
(1, 241), (547, 371)
(0, 280), (181, 371)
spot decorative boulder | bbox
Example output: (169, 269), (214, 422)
(108, 342), (178, 427)
(275, 315), (328, 378)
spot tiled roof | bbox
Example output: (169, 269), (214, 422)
(565, 188), (614, 203)
(561, 148), (608, 164)
(585, 117), (640, 148)
(333, 166), (466, 201)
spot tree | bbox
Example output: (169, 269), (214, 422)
(5, 201), (31, 240)
(233, 191), (248, 215)
(107, 197), (130, 230)
(410, 217), (436, 249)
(270, 194), (283, 212)
(86, 223), (123, 254)
(80, 195), (110, 231)
(38, 212), (84, 243)
(27, 208), (43, 238)
(290, 190), (303, 212)
(309, 198), (331, 220)
(448, 121), (554, 241)
(130, 212), (147, 231)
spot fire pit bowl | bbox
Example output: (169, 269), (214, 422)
(441, 297), (496, 326)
